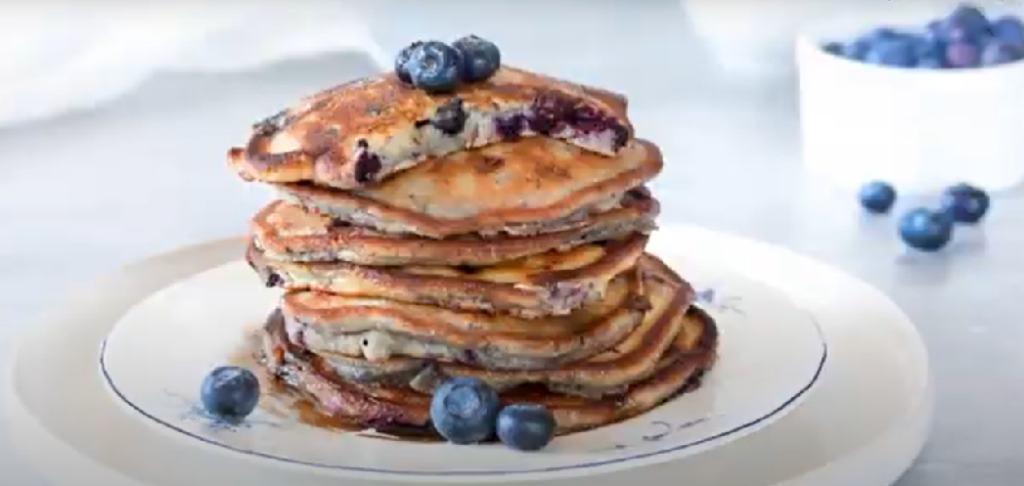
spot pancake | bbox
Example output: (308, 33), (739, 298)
(271, 259), (695, 397)
(247, 233), (647, 318)
(270, 138), (663, 239)
(260, 305), (718, 436)
(228, 65), (633, 189)
(279, 266), (667, 370)
(251, 188), (658, 266)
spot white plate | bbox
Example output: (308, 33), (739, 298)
(98, 253), (826, 481)
(5, 225), (933, 486)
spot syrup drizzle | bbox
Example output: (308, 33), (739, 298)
(227, 329), (439, 442)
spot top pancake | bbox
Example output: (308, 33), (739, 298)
(228, 66), (634, 189)
(270, 138), (663, 239)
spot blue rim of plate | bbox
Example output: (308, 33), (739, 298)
(98, 320), (827, 477)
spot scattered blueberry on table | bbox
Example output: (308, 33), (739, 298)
(898, 208), (954, 252)
(395, 35), (502, 93)
(200, 365), (261, 421)
(823, 3), (1024, 68)
(940, 182), (990, 224)
(857, 180), (990, 252)
(858, 180), (898, 214)
(496, 403), (557, 452)
(430, 377), (501, 444)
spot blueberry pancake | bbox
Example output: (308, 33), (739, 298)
(227, 65), (634, 189)
(247, 233), (646, 318)
(278, 266), (660, 370)
(265, 138), (662, 239)
(259, 303), (717, 436)
(269, 255), (696, 396)
(250, 189), (658, 266)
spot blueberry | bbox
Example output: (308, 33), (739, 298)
(405, 41), (464, 94)
(946, 25), (984, 44)
(822, 41), (843, 55)
(430, 377), (500, 444)
(866, 27), (900, 42)
(916, 55), (945, 68)
(940, 183), (990, 224)
(947, 4), (991, 38)
(394, 41), (424, 84)
(842, 38), (872, 60)
(858, 180), (897, 213)
(430, 97), (467, 135)
(496, 404), (556, 452)
(452, 35), (502, 83)
(898, 208), (954, 252)
(904, 34), (945, 67)
(200, 366), (260, 420)
(844, 29), (901, 61)
(945, 41), (981, 68)
(981, 40), (1024, 65)
(866, 39), (916, 67)
(991, 16), (1024, 45)
(910, 34), (943, 56)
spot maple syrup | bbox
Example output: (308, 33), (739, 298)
(227, 328), (438, 441)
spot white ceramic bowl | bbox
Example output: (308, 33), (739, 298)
(796, 9), (1024, 194)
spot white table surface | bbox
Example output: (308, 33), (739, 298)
(2, 2), (1023, 485)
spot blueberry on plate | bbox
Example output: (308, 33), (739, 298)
(898, 208), (954, 252)
(200, 366), (260, 420)
(991, 16), (1024, 46)
(452, 35), (501, 83)
(395, 41), (424, 84)
(865, 38), (916, 67)
(940, 182), (990, 224)
(430, 377), (500, 444)
(496, 404), (556, 452)
(858, 180), (897, 214)
(981, 41), (1024, 66)
(822, 41), (843, 56)
(405, 41), (464, 94)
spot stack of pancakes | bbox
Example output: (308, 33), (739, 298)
(228, 65), (718, 436)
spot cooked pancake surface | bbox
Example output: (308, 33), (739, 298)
(260, 304), (718, 436)
(248, 233), (647, 318)
(251, 189), (658, 266)
(280, 267), (656, 370)
(273, 139), (662, 238)
(276, 255), (695, 384)
(229, 66), (634, 189)
(328, 270), (695, 396)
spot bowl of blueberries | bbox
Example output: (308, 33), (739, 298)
(797, 3), (1024, 195)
